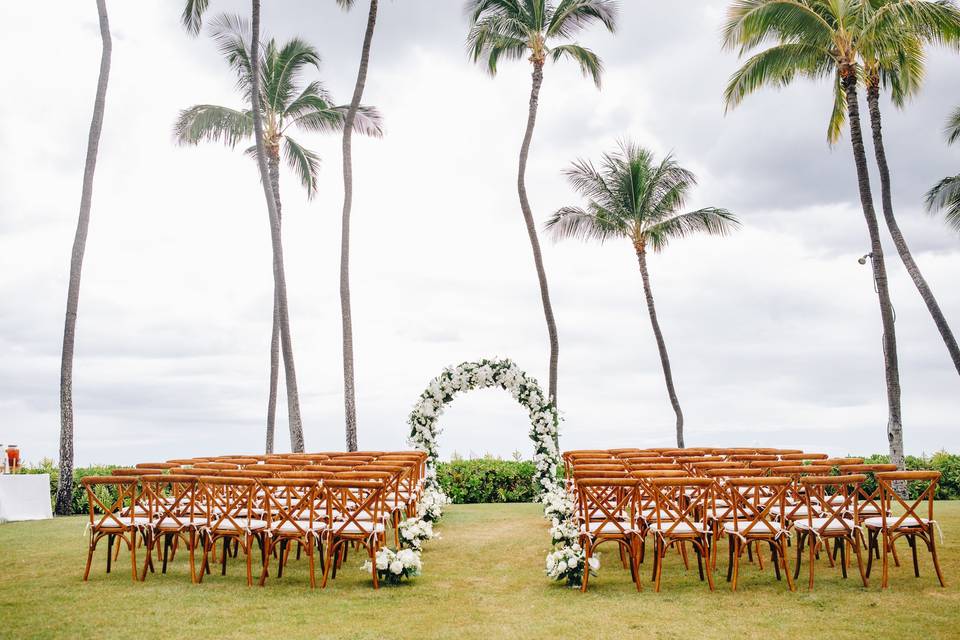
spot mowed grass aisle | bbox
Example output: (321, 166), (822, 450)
(1, 503), (959, 639)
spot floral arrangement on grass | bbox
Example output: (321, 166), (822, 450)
(407, 359), (562, 511)
(363, 548), (422, 585)
(549, 517), (578, 547)
(545, 543), (599, 587)
(417, 487), (450, 523)
(399, 517), (439, 551)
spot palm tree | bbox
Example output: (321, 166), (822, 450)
(335, 0), (381, 452)
(466, 0), (619, 406)
(926, 106), (960, 232)
(56, 0), (112, 516)
(723, 0), (906, 471)
(174, 15), (382, 453)
(854, 0), (960, 376)
(180, 0), (305, 452)
(546, 142), (739, 448)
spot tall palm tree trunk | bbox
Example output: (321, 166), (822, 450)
(841, 71), (904, 473)
(866, 82), (960, 377)
(636, 245), (684, 448)
(55, 0), (112, 516)
(339, 0), (378, 452)
(265, 148), (283, 454)
(519, 61), (560, 404)
(250, 0), (304, 452)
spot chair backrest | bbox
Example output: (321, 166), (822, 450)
(259, 478), (320, 535)
(198, 477), (258, 531)
(575, 478), (639, 536)
(324, 479), (386, 538)
(875, 471), (941, 530)
(81, 476), (139, 529)
(650, 477), (713, 536)
(194, 462), (238, 470)
(245, 463), (293, 474)
(135, 462), (177, 470)
(779, 453), (828, 462)
(140, 474), (198, 529)
(799, 474), (866, 534)
(727, 477), (792, 538)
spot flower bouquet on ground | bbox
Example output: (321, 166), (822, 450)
(417, 487), (450, 523)
(363, 548), (422, 585)
(545, 543), (599, 588)
(399, 517), (439, 551)
(549, 517), (578, 547)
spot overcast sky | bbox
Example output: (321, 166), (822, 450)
(1, 1), (958, 466)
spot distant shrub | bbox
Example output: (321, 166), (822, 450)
(437, 459), (539, 504)
(858, 451), (959, 499)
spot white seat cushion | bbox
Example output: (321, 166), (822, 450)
(96, 516), (152, 529)
(210, 518), (267, 531)
(580, 521), (633, 535)
(794, 517), (855, 533)
(769, 505), (814, 517)
(330, 521), (385, 535)
(723, 521), (784, 535)
(863, 516), (929, 529)
(271, 520), (327, 533)
(648, 522), (707, 535)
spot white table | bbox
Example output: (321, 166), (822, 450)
(0, 474), (54, 522)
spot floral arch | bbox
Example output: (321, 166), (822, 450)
(406, 358), (562, 502)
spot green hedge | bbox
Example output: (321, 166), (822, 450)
(437, 459), (540, 504)
(859, 452), (960, 500)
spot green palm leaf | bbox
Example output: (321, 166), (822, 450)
(283, 136), (322, 199)
(173, 105), (253, 147)
(925, 175), (960, 232)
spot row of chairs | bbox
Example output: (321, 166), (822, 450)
(564, 448), (946, 592)
(81, 451), (427, 589)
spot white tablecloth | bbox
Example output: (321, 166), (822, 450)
(0, 474), (54, 522)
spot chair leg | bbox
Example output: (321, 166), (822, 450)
(807, 531), (816, 591)
(780, 538), (795, 592)
(929, 528), (947, 588)
(188, 530), (197, 584)
(308, 540), (317, 589)
(320, 539), (337, 588)
(726, 535), (734, 583)
(580, 538), (592, 593)
(838, 537), (848, 579)
(731, 538), (741, 592)
(259, 537), (273, 587)
(221, 537), (229, 576)
(852, 532), (868, 588)
(130, 531), (139, 582)
(701, 538), (715, 591)
(909, 535), (920, 578)
(105, 534), (113, 574)
(769, 541), (781, 582)
(83, 536), (96, 581)
(793, 531), (804, 582)
(245, 535), (253, 587)
(881, 531), (890, 590)
(277, 540), (287, 579)
(865, 529), (876, 578)
(654, 539), (666, 593)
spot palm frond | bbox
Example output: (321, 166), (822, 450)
(283, 136), (321, 200)
(181, 0), (209, 35)
(645, 208), (741, 252)
(266, 37), (322, 113)
(467, 13), (530, 76)
(549, 43), (604, 87)
(724, 42), (833, 111)
(947, 106), (960, 145)
(827, 73), (847, 144)
(209, 14), (254, 98)
(173, 105), (253, 147)
(544, 205), (625, 243)
(546, 0), (618, 39)
(925, 175), (960, 232)
(723, 0), (835, 53)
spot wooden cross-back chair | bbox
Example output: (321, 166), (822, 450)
(81, 476), (143, 582)
(703, 469), (763, 570)
(196, 477), (265, 586)
(771, 465), (833, 526)
(648, 477), (715, 592)
(794, 474), (868, 590)
(723, 477), (795, 592)
(138, 474), (200, 583)
(258, 478), (324, 588)
(866, 471), (946, 589)
(575, 477), (641, 592)
(322, 478), (387, 589)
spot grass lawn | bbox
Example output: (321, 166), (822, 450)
(1, 502), (958, 639)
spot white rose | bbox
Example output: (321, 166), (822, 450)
(389, 560), (404, 575)
(588, 557), (600, 571)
